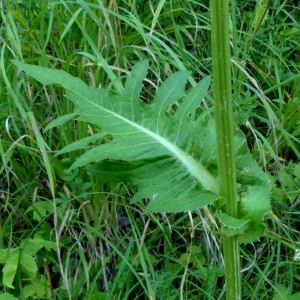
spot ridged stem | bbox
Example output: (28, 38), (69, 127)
(210, 0), (241, 299)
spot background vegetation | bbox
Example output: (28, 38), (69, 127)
(0, 0), (300, 299)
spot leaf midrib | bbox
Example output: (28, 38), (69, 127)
(78, 88), (218, 194)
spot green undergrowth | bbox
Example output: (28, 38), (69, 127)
(0, 0), (299, 299)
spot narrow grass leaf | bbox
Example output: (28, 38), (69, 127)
(27, 112), (55, 198)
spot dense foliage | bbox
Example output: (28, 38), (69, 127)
(0, 0), (300, 299)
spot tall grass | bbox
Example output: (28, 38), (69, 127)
(0, 0), (299, 299)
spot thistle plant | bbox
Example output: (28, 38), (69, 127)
(13, 2), (271, 297)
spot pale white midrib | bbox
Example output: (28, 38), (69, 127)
(87, 98), (218, 194)
(38, 68), (218, 194)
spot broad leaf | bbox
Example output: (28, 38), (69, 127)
(44, 112), (77, 131)
(0, 294), (19, 300)
(14, 60), (271, 243)
(2, 251), (19, 288)
(24, 275), (50, 298)
(217, 210), (249, 238)
(20, 253), (38, 278)
(0, 237), (55, 289)
(22, 237), (56, 255)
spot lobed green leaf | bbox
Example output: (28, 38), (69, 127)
(14, 60), (271, 243)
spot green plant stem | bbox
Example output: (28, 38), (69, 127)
(210, 0), (241, 299)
